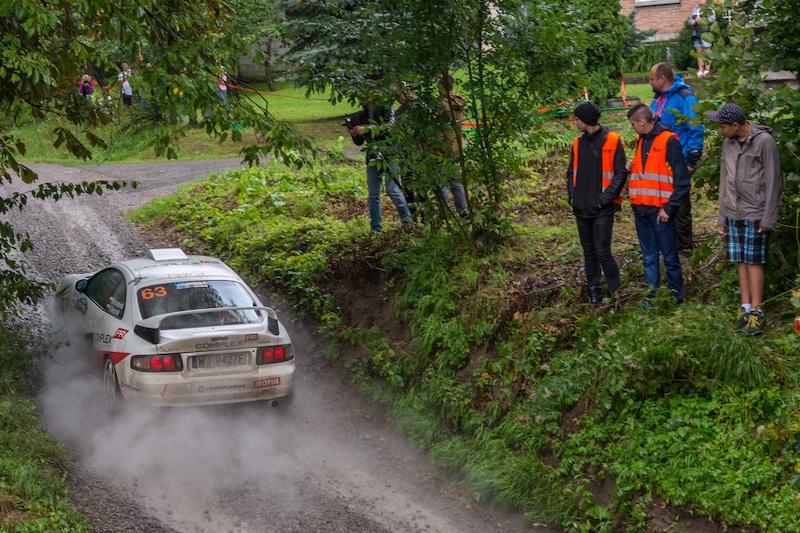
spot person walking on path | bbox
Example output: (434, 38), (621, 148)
(626, 103), (690, 304)
(708, 103), (782, 336)
(649, 62), (704, 256)
(567, 102), (628, 306)
(344, 98), (412, 233)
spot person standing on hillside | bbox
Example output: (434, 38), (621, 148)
(78, 74), (95, 102)
(708, 103), (782, 336)
(118, 62), (133, 107)
(626, 103), (690, 304)
(649, 62), (704, 257)
(436, 74), (469, 217)
(566, 102), (628, 307)
(344, 97), (413, 233)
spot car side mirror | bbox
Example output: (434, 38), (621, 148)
(76, 279), (88, 293)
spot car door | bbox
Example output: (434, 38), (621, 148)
(83, 268), (128, 358)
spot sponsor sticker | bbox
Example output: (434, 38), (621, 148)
(245, 333), (258, 342)
(197, 384), (246, 393)
(113, 328), (129, 340)
(254, 377), (281, 389)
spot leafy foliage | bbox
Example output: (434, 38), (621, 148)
(0, 0), (314, 314)
(278, 0), (623, 251)
(689, 0), (800, 298)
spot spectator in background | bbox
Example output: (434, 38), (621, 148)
(649, 62), (704, 257)
(96, 86), (113, 116)
(436, 74), (469, 217)
(344, 97), (412, 233)
(708, 103), (782, 336)
(567, 102), (627, 307)
(78, 75), (94, 102)
(690, 0), (716, 77)
(118, 62), (133, 107)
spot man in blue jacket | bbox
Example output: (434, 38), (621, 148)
(649, 62), (704, 256)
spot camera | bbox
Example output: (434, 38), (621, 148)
(342, 114), (358, 128)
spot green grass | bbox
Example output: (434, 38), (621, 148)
(0, 326), (89, 532)
(8, 81), (359, 165)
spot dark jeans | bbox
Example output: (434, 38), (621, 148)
(675, 196), (693, 252)
(575, 213), (620, 294)
(634, 211), (684, 302)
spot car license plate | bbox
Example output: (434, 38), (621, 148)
(191, 352), (248, 369)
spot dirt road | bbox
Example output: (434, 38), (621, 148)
(9, 160), (548, 533)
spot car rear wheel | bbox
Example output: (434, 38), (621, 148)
(103, 357), (121, 412)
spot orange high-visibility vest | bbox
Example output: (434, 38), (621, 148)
(629, 130), (678, 208)
(571, 131), (623, 205)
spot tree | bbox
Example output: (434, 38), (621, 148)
(691, 0), (800, 294)
(0, 0), (309, 315)
(279, 0), (586, 251)
(228, 0), (286, 91)
(556, 0), (631, 103)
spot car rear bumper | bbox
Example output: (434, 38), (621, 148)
(120, 362), (295, 407)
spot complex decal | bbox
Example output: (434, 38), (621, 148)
(195, 340), (246, 350)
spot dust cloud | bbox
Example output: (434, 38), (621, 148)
(38, 306), (312, 531)
(37, 304), (481, 533)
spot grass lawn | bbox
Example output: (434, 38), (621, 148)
(9, 81), (360, 164)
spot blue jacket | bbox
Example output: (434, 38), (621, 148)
(649, 75), (704, 166)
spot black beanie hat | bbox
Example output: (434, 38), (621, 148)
(574, 102), (601, 126)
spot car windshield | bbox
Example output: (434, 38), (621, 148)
(138, 280), (262, 328)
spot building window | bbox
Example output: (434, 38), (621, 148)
(634, 0), (680, 6)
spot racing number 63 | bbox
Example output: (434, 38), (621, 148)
(140, 286), (168, 300)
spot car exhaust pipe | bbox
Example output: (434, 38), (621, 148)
(270, 400), (280, 408)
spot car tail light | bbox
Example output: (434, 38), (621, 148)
(131, 354), (184, 372)
(256, 344), (293, 365)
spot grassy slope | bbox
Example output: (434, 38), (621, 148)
(126, 120), (800, 532)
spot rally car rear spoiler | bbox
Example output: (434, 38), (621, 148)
(134, 306), (280, 344)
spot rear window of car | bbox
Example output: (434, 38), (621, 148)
(138, 280), (263, 328)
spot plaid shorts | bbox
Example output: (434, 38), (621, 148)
(726, 218), (769, 264)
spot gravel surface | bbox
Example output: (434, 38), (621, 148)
(9, 159), (550, 533)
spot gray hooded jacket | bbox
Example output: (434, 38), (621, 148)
(717, 122), (782, 230)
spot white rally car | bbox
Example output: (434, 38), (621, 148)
(55, 248), (295, 410)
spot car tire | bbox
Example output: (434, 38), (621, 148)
(103, 357), (121, 412)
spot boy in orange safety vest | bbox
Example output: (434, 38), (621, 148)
(567, 102), (628, 306)
(626, 103), (690, 304)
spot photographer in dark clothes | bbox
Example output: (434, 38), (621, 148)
(344, 98), (412, 233)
